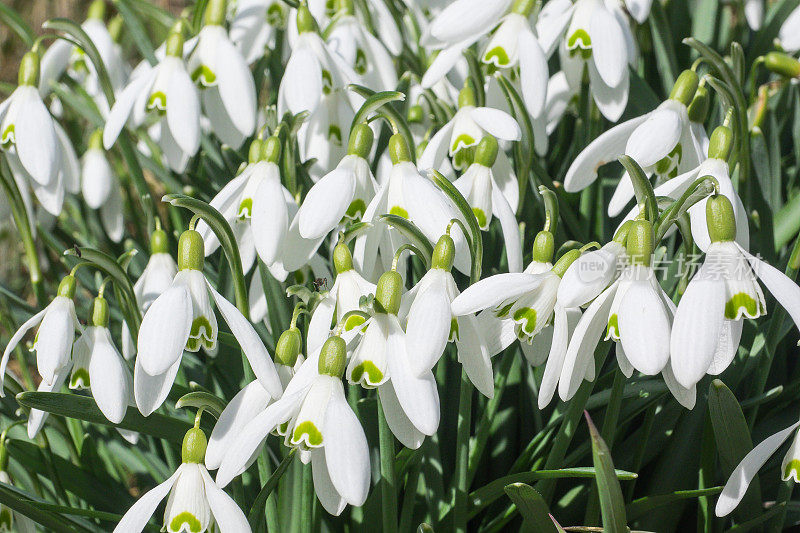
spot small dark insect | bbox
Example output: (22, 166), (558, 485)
(73, 244), (81, 257)
(313, 278), (328, 291)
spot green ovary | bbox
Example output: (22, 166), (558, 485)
(725, 293), (758, 319)
(483, 46), (510, 67)
(169, 511), (202, 533)
(191, 65), (217, 87)
(186, 317), (215, 352)
(513, 307), (537, 335)
(293, 420), (323, 446)
(345, 199), (366, 219)
(786, 459), (800, 480)
(351, 361), (384, 386)
(344, 314), (365, 331)
(472, 208), (487, 229)
(70, 368), (90, 389)
(567, 29), (592, 59)
(389, 205), (408, 219)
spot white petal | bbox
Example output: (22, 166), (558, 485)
(471, 107), (522, 141)
(104, 70), (155, 149)
(206, 380), (272, 470)
(28, 364), (70, 438)
(451, 273), (543, 316)
(618, 279), (671, 375)
(311, 451), (347, 515)
(0, 308), (46, 397)
(134, 356), (181, 417)
(406, 273), (452, 376)
(474, 311), (517, 357)
(282, 45), (322, 115)
(81, 150), (113, 209)
(563, 115), (647, 192)
(625, 102), (684, 168)
(387, 331), (440, 435)
(166, 64), (201, 156)
(589, 7), (627, 88)
(662, 361), (696, 409)
(716, 423), (800, 517)
(707, 319), (743, 376)
(89, 330), (131, 424)
(216, 36), (257, 139)
(137, 285), (192, 376)
(518, 29), (548, 118)
(626, 0), (653, 23)
(298, 167), (356, 239)
(421, 39), (477, 88)
(429, 0), (512, 42)
(538, 305), (574, 408)
(112, 468), (182, 533)
(740, 245), (800, 338)
(324, 384), (370, 506)
(491, 184), (523, 273)
(670, 262), (726, 388)
(251, 174), (289, 264)
(418, 121), (455, 172)
(35, 298), (76, 384)
(456, 314), (494, 398)
(378, 383), (425, 449)
(779, 7), (800, 52)
(588, 58), (629, 123)
(14, 87), (59, 186)
(207, 280), (283, 398)
(200, 467), (250, 530)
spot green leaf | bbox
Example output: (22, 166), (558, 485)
(627, 487), (723, 521)
(163, 194), (250, 318)
(379, 214), (433, 266)
(708, 379), (762, 522)
(348, 84), (416, 164)
(0, 3), (35, 47)
(248, 450), (297, 528)
(351, 90), (406, 132)
(503, 483), (556, 533)
(654, 176), (718, 241)
(175, 392), (227, 419)
(429, 170), (482, 283)
(16, 392), (191, 442)
(586, 412), (628, 533)
(42, 18), (115, 106)
(0, 483), (83, 533)
(725, 502), (786, 533)
(115, 0), (157, 65)
(648, 0), (679, 94)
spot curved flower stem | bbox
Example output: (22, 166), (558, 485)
(453, 370), (473, 533)
(378, 400), (398, 533)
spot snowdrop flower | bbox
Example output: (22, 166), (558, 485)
(406, 233), (496, 397)
(348, 269), (441, 448)
(0, 274), (81, 393)
(716, 419), (800, 517)
(39, 0), (127, 100)
(419, 84), (522, 171)
(327, 0), (397, 91)
(103, 28), (201, 172)
(779, 6), (800, 52)
(558, 221), (694, 406)
(279, 5), (356, 117)
(135, 229), (282, 416)
(672, 195), (800, 388)
(743, 0), (763, 30)
(0, 467), (35, 533)
(115, 425), (249, 532)
(217, 336), (370, 516)
(297, 124), (377, 239)
(122, 227), (178, 360)
(206, 326), (304, 470)
(81, 130), (123, 242)
(188, 0), (257, 148)
(197, 137), (288, 273)
(307, 242), (376, 349)
(1, 51), (74, 216)
(564, 71), (707, 216)
(230, 0), (289, 64)
(453, 136), (522, 272)
(70, 296), (133, 424)
(557, 238), (627, 309)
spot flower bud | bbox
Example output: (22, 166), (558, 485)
(389, 134), (412, 164)
(333, 241), (353, 273)
(18, 51), (40, 87)
(248, 138), (264, 163)
(432, 234), (455, 271)
(261, 136), (282, 164)
(532, 230), (554, 263)
(474, 136), (499, 167)
(706, 194), (736, 243)
(765, 52), (800, 79)
(90, 296), (109, 328)
(151, 227), (169, 255)
(181, 427), (207, 463)
(375, 270), (402, 315)
(687, 85), (710, 123)
(669, 70), (699, 106)
(626, 220), (654, 266)
(177, 230), (205, 271)
(275, 327), (302, 367)
(57, 275), (77, 299)
(707, 125), (733, 161)
(552, 249), (581, 278)
(318, 335), (347, 378)
(347, 123), (374, 160)
(407, 104), (424, 124)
